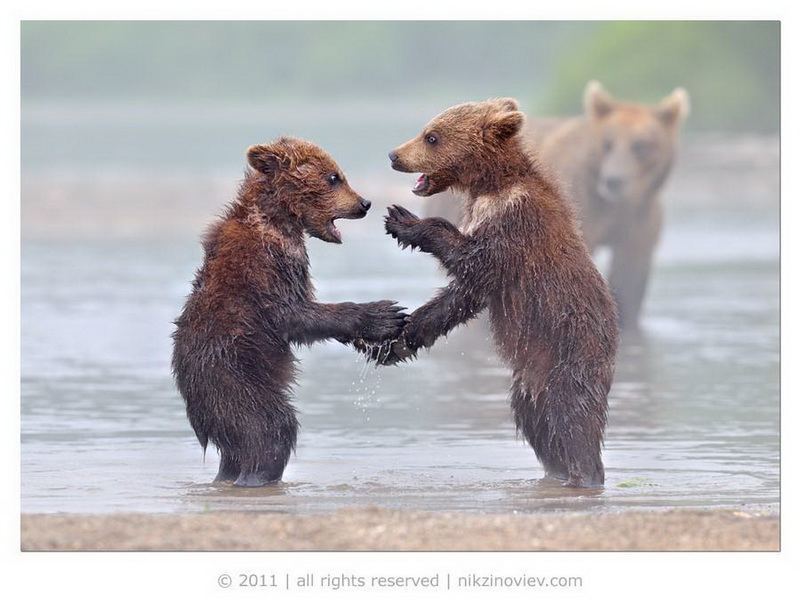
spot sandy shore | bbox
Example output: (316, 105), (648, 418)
(21, 507), (779, 552)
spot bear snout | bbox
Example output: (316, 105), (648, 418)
(337, 197), (371, 221)
(388, 150), (410, 172)
(603, 176), (624, 194)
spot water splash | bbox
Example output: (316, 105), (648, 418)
(351, 354), (383, 420)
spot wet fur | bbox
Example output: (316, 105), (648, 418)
(383, 99), (619, 487)
(172, 137), (406, 487)
(423, 84), (689, 330)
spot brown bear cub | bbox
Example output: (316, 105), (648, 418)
(380, 99), (619, 487)
(172, 137), (407, 487)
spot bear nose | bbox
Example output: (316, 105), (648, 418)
(604, 176), (624, 193)
(359, 198), (372, 212)
(388, 150), (399, 162)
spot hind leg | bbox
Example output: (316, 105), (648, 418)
(214, 451), (241, 483)
(510, 382), (569, 481)
(510, 378), (605, 487)
(233, 441), (293, 487)
(231, 414), (298, 487)
(213, 442), (292, 487)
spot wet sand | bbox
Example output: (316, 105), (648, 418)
(21, 507), (779, 552)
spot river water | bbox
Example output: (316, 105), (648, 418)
(20, 106), (779, 515)
(20, 203), (779, 516)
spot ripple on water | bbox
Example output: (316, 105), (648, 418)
(20, 206), (779, 515)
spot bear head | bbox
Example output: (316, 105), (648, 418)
(388, 98), (526, 197)
(246, 137), (371, 244)
(583, 81), (690, 208)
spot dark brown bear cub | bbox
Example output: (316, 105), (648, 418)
(172, 137), (406, 487)
(382, 99), (619, 487)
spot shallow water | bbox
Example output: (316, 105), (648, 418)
(20, 199), (779, 515)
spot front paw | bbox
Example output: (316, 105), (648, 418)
(358, 335), (418, 366)
(385, 205), (422, 250)
(402, 316), (436, 352)
(358, 300), (408, 344)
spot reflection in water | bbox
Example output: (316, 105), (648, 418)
(21, 183), (779, 515)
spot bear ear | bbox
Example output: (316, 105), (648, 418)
(491, 97), (520, 112)
(584, 80), (615, 121)
(247, 138), (307, 174)
(484, 109), (525, 142)
(656, 87), (691, 127)
(246, 144), (284, 174)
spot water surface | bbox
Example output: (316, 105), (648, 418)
(20, 200), (779, 515)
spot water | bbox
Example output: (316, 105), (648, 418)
(20, 102), (779, 515)
(20, 195), (779, 516)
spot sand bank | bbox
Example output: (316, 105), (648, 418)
(21, 507), (778, 552)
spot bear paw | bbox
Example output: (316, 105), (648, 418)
(356, 335), (418, 366)
(385, 204), (422, 250)
(356, 300), (408, 344)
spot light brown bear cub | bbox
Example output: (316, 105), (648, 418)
(172, 137), (406, 487)
(423, 83), (690, 331)
(381, 99), (619, 487)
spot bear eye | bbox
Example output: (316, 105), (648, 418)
(425, 134), (438, 145)
(327, 172), (342, 186)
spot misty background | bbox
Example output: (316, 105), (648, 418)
(21, 21), (780, 238)
(21, 21), (778, 128)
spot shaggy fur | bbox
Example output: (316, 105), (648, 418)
(423, 83), (689, 330)
(379, 99), (619, 487)
(172, 137), (406, 487)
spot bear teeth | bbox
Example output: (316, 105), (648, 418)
(413, 174), (429, 193)
(329, 221), (342, 242)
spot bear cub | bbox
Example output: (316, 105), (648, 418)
(172, 137), (407, 487)
(380, 99), (619, 487)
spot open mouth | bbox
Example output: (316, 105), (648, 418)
(412, 174), (430, 194)
(328, 219), (343, 243)
(321, 202), (369, 244)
